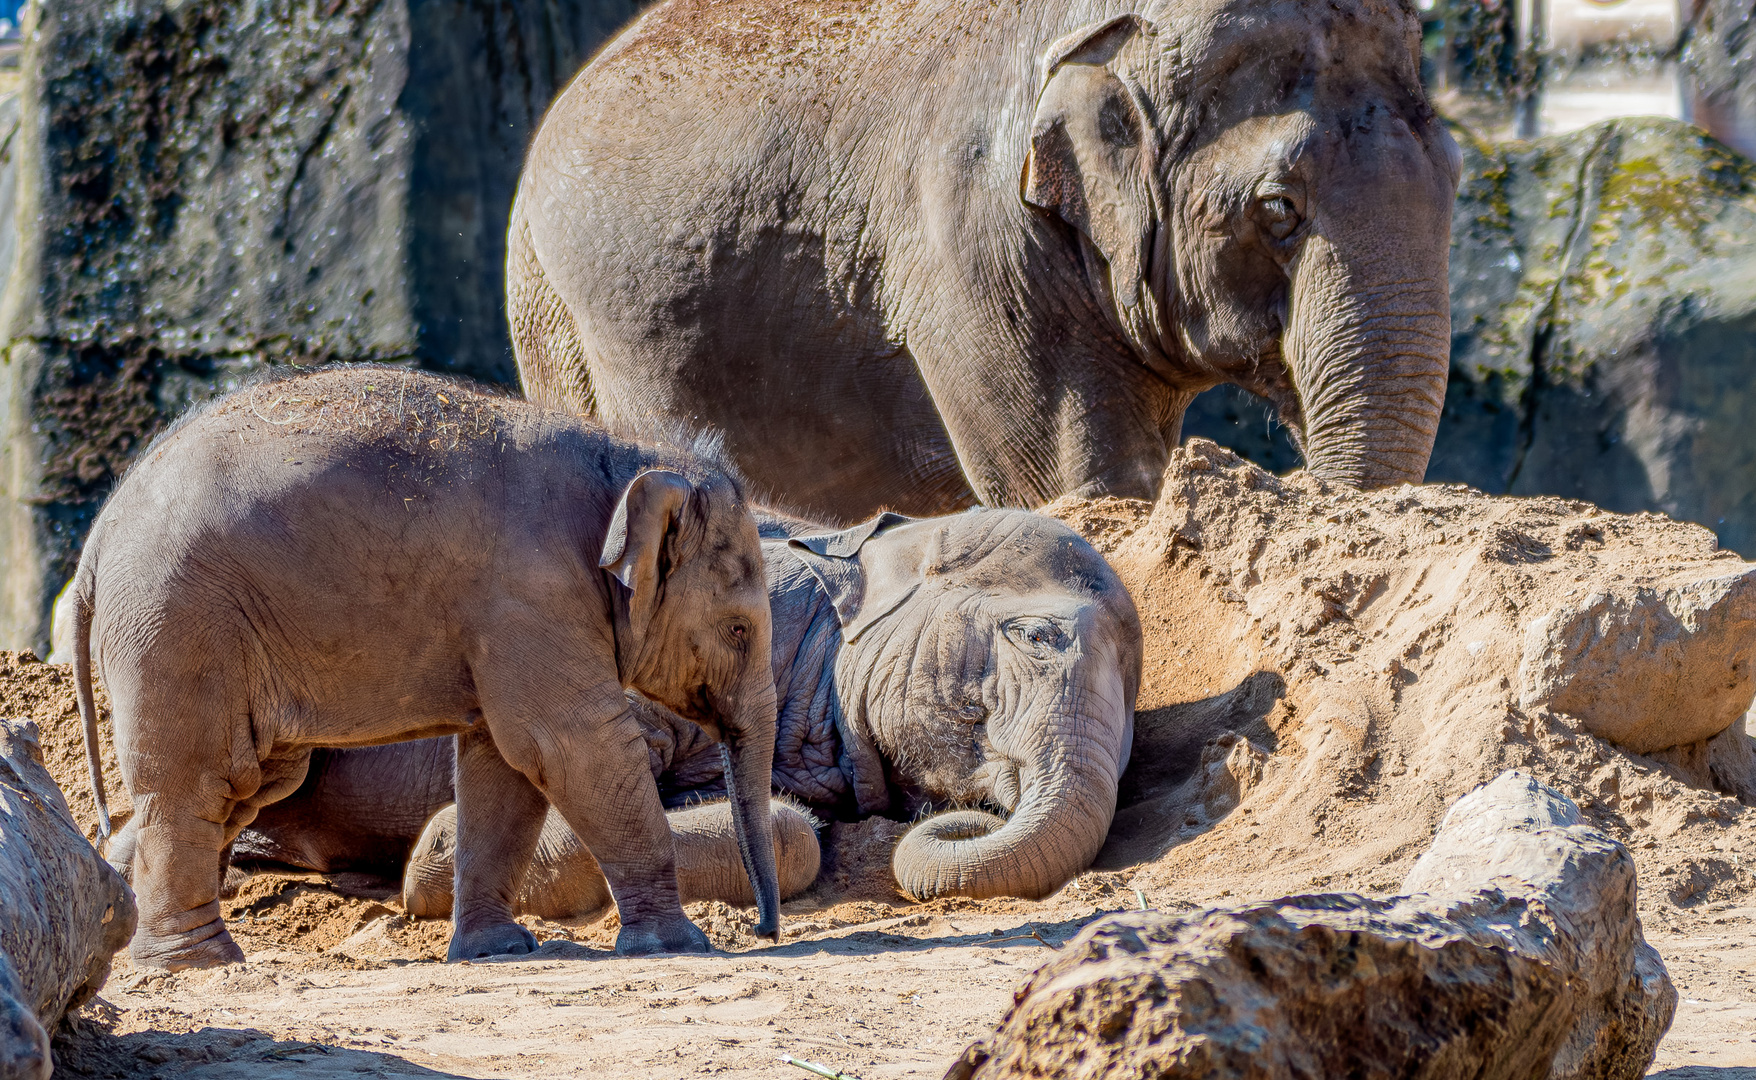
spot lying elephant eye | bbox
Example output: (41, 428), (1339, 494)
(1258, 196), (1300, 241)
(1004, 618), (1068, 657)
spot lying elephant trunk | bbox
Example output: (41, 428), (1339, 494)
(893, 771), (1117, 902)
(891, 671), (1127, 901)
(403, 798), (822, 921)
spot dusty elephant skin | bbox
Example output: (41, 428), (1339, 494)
(399, 796), (824, 920)
(238, 509), (1143, 909)
(70, 366), (782, 971)
(0, 720), (134, 1080)
(509, 0), (1460, 524)
(947, 771), (1674, 1080)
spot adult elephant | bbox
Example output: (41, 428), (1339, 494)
(508, 0), (1460, 523)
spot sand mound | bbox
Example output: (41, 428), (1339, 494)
(1042, 439), (1756, 924)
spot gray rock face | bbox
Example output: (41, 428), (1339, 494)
(946, 770), (1673, 1080)
(0, 0), (641, 651)
(1185, 116), (1756, 558)
(0, 719), (134, 1078)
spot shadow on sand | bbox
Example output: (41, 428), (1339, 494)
(54, 1016), (480, 1080)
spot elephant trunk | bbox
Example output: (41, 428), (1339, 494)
(891, 729), (1119, 901)
(1281, 132), (1454, 490)
(1283, 237), (1450, 490)
(718, 672), (782, 939)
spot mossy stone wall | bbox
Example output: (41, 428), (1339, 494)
(0, 0), (640, 652)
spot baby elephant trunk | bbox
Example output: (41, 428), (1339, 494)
(891, 741), (1119, 901)
(719, 676), (782, 939)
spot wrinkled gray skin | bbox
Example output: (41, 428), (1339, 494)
(235, 509), (1142, 904)
(509, 0), (1460, 524)
(72, 367), (781, 970)
(398, 797), (825, 920)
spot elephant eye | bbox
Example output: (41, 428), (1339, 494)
(724, 620), (749, 649)
(1004, 618), (1068, 659)
(956, 699), (988, 724)
(1257, 196), (1300, 241)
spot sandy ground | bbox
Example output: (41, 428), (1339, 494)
(41, 885), (1756, 1079)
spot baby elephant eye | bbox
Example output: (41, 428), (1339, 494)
(1258, 196), (1300, 241)
(956, 699), (988, 723)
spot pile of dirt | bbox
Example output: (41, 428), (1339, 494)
(1042, 439), (1756, 928)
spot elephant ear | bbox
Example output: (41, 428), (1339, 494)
(789, 511), (940, 816)
(600, 469), (694, 650)
(787, 511), (932, 644)
(1023, 14), (1162, 312)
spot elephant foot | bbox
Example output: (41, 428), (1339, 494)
(615, 916), (711, 957)
(129, 920), (245, 971)
(446, 921), (538, 962)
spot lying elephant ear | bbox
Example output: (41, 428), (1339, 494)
(600, 469), (694, 645)
(1023, 14), (1161, 312)
(789, 511), (933, 643)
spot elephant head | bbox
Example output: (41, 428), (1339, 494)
(1022, 0), (1459, 488)
(790, 510), (1142, 900)
(600, 468), (781, 936)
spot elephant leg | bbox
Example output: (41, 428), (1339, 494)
(536, 728), (705, 956)
(671, 798), (822, 906)
(446, 726), (547, 961)
(508, 199), (594, 416)
(404, 799), (822, 920)
(470, 657), (706, 957)
(124, 784), (245, 970)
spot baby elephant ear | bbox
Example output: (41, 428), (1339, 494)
(600, 469), (694, 638)
(789, 512), (925, 642)
(1023, 13), (1161, 312)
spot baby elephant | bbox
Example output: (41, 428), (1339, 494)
(72, 367), (781, 970)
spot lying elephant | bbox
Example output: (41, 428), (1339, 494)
(70, 368), (781, 968)
(227, 508), (1143, 911)
(509, 0), (1460, 524)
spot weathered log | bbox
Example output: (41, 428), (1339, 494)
(947, 770), (1674, 1080)
(0, 719), (133, 1079)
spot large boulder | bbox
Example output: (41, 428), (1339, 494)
(1186, 116), (1756, 557)
(946, 771), (1673, 1080)
(0, 719), (133, 1078)
(0, 0), (641, 652)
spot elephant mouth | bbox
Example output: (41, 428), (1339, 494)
(975, 757), (1022, 815)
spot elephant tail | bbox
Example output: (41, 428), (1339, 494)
(506, 192), (596, 417)
(71, 563), (110, 841)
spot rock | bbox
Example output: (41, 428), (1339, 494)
(1516, 576), (1756, 753)
(0, 0), (640, 651)
(1185, 117), (1756, 559)
(0, 719), (134, 1077)
(946, 771), (1673, 1080)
